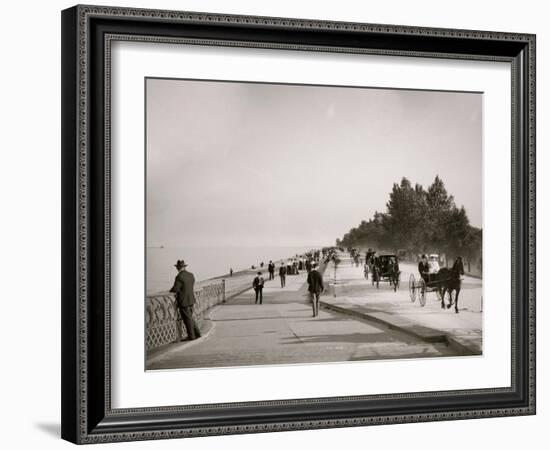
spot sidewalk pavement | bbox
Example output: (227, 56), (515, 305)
(147, 263), (456, 369)
(320, 255), (482, 355)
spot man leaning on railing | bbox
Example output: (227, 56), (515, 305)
(170, 259), (202, 342)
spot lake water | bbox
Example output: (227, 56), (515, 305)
(146, 246), (318, 294)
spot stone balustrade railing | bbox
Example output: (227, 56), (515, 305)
(146, 281), (225, 351)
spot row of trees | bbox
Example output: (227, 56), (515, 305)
(336, 176), (482, 264)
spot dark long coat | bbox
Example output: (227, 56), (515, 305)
(170, 270), (196, 306)
(307, 269), (324, 294)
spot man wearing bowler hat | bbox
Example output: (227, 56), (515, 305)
(170, 260), (201, 341)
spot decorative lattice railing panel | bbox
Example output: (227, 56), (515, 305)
(146, 281), (225, 351)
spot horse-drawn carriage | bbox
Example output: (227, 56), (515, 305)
(371, 254), (400, 291)
(408, 256), (465, 312)
(409, 254), (441, 306)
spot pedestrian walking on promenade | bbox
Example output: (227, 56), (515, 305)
(170, 260), (201, 341)
(268, 260), (275, 280)
(307, 262), (324, 317)
(253, 271), (265, 304)
(279, 263), (287, 287)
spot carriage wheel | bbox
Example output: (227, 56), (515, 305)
(418, 278), (427, 307)
(408, 274), (416, 302)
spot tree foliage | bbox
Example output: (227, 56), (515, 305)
(338, 176), (482, 262)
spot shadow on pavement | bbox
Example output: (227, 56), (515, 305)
(212, 315), (310, 322)
(279, 331), (395, 345)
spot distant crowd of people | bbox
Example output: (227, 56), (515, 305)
(168, 248), (341, 341)
(247, 249), (333, 317)
(252, 250), (323, 289)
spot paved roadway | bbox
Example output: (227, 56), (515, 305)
(147, 262), (459, 370)
(337, 255), (483, 312)
(324, 253), (483, 354)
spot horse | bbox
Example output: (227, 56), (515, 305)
(389, 261), (400, 292)
(385, 260), (400, 291)
(437, 258), (465, 313)
(371, 264), (379, 286)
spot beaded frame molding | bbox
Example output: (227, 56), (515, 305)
(61, 4), (536, 444)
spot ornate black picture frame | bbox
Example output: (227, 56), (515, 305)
(61, 4), (536, 444)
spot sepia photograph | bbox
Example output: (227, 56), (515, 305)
(145, 77), (483, 370)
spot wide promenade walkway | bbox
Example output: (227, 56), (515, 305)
(147, 263), (456, 370)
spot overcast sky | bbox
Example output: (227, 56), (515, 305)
(146, 78), (482, 248)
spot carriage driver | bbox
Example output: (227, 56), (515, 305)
(418, 254), (430, 284)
